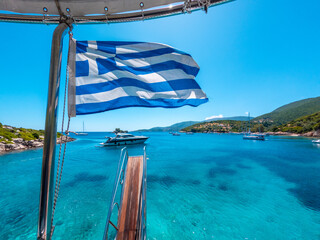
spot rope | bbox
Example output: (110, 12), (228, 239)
(50, 27), (73, 239)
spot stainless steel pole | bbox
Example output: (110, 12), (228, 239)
(37, 22), (69, 240)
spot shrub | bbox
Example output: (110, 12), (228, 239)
(314, 123), (320, 131)
(18, 132), (35, 141)
(32, 132), (40, 139)
(0, 128), (16, 141)
(291, 126), (303, 133)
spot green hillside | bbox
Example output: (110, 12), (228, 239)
(274, 112), (320, 134)
(0, 122), (61, 144)
(136, 121), (199, 132)
(182, 120), (264, 133)
(183, 112), (320, 135)
(136, 116), (252, 132)
(254, 96), (320, 125)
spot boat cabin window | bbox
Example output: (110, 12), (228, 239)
(116, 134), (134, 138)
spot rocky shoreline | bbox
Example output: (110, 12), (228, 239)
(261, 130), (320, 137)
(0, 136), (75, 154)
(236, 131), (320, 137)
(183, 130), (320, 138)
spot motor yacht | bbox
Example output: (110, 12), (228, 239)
(101, 133), (149, 146)
(312, 139), (320, 144)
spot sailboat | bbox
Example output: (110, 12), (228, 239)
(243, 113), (265, 141)
(77, 121), (88, 135)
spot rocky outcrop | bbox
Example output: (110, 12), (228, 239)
(302, 130), (320, 137)
(0, 143), (5, 152)
(0, 136), (75, 154)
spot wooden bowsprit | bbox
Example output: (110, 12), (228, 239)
(104, 147), (147, 240)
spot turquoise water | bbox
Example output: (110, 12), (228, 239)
(1, 133), (320, 240)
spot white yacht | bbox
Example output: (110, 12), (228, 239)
(101, 133), (149, 146)
(312, 139), (320, 144)
(243, 134), (265, 141)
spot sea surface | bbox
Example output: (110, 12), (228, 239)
(1, 132), (320, 240)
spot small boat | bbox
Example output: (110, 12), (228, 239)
(186, 132), (194, 135)
(101, 133), (149, 146)
(312, 139), (320, 144)
(172, 132), (180, 136)
(77, 121), (88, 136)
(242, 112), (265, 141)
(77, 133), (88, 136)
(243, 134), (265, 141)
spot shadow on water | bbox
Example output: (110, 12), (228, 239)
(148, 174), (178, 188)
(218, 183), (230, 191)
(185, 179), (201, 186)
(267, 161), (320, 211)
(65, 172), (109, 187)
(207, 166), (237, 179)
(237, 147), (320, 211)
(5, 209), (25, 225)
(208, 182), (231, 192)
(236, 163), (252, 169)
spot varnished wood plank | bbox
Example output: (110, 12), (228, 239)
(117, 156), (143, 240)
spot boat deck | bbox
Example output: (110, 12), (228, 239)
(117, 156), (144, 240)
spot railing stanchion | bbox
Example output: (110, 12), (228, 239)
(37, 22), (69, 240)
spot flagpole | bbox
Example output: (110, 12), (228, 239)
(37, 22), (69, 240)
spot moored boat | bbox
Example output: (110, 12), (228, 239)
(312, 139), (320, 144)
(243, 134), (265, 141)
(242, 112), (265, 141)
(101, 133), (149, 146)
(77, 121), (88, 135)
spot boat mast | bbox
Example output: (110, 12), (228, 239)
(248, 112), (251, 133)
(37, 22), (71, 240)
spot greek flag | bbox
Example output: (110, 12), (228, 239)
(68, 39), (208, 117)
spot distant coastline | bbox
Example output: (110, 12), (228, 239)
(180, 130), (320, 138)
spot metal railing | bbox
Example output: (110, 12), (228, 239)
(103, 147), (128, 240)
(103, 147), (147, 240)
(37, 22), (70, 240)
(137, 146), (147, 240)
(0, 0), (233, 24)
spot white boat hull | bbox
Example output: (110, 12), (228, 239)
(102, 138), (147, 146)
(243, 135), (265, 141)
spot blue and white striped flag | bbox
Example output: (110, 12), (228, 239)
(68, 40), (208, 117)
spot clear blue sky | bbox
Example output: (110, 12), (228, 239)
(0, 0), (319, 131)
